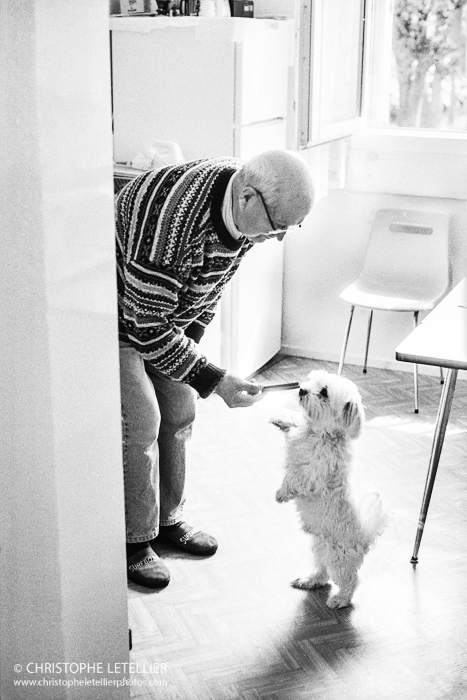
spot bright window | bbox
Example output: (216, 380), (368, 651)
(368, 0), (467, 131)
(299, 0), (467, 145)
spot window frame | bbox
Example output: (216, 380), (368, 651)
(298, 0), (467, 150)
(299, 0), (368, 148)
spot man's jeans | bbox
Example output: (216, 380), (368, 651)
(119, 342), (197, 543)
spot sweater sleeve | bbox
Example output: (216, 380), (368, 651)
(120, 257), (225, 396)
(185, 300), (219, 343)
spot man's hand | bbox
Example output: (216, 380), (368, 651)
(214, 373), (264, 408)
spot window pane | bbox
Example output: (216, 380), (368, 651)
(391, 0), (467, 130)
(320, 0), (365, 125)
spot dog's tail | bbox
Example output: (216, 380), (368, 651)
(357, 491), (388, 546)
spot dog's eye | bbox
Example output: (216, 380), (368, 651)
(319, 386), (328, 399)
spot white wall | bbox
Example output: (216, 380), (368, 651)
(282, 132), (467, 375)
(0, 2), (129, 698)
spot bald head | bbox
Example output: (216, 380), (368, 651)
(240, 150), (315, 228)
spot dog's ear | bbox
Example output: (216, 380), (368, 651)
(342, 400), (362, 438)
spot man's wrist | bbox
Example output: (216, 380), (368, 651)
(188, 363), (227, 398)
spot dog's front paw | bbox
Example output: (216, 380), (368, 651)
(326, 593), (352, 609)
(270, 418), (294, 432)
(275, 487), (293, 503)
(269, 410), (299, 433)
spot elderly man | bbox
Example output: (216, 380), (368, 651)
(116, 149), (314, 588)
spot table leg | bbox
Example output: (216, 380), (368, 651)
(410, 368), (458, 565)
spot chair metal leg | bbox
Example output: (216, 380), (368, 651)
(413, 311), (419, 414)
(338, 305), (355, 376)
(363, 309), (373, 374)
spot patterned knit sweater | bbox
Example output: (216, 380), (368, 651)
(115, 158), (254, 398)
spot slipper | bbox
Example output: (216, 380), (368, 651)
(155, 522), (218, 556)
(127, 546), (170, 588)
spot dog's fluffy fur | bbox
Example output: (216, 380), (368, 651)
(273, 370), (387, 609)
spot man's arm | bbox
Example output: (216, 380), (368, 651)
(120, 258), (226, 395)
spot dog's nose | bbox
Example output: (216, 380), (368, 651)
(299, 388), (307, 397)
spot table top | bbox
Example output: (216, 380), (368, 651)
(395, 277), (467, 370)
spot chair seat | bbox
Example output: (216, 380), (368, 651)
(337, 208), (449, 413)
(339, 280), (445, 312)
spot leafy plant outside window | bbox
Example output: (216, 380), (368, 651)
(391, 0), (467, 130)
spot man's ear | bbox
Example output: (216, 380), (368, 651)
(238, 186), (257, 211)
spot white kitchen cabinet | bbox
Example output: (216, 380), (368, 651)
(111, 17), (292, 376)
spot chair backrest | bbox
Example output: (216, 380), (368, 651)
(359, 208), (450, 302)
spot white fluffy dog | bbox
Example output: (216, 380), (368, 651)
(273, 370), (387, 609)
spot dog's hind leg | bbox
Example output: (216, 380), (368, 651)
(291, 540), (329, 589)
(327, 575), (358, 609)
(326, 554), (360, 608)
(291, 566), (329, 590)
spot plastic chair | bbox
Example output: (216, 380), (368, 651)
(337, 208), (450, 413)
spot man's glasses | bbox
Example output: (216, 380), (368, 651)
(253, 188), (301, 236)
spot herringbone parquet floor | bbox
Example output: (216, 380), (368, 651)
(128, 357), (467, 700)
